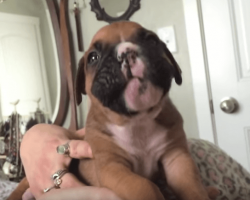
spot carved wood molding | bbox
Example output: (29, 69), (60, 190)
(60, 0), (78, 131)
(45, 0), (69, 126)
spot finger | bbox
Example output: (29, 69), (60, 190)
(33, 173), (85, 199)
(76, 128), (85, 137)
(22, 188), (35, 200)
(38, 187), (122, 200)
(60, 173), (86, 189)
(68, 140), (93, 159)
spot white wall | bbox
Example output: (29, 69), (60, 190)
(63, 0), (199, 138)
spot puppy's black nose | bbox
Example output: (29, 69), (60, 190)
(118, 51), (137, 80)
(116, 42), (141, 80)
(117, 50), (138, 64)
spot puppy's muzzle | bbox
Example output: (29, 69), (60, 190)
(116, 42), (145, 81)
(118, 50), (138, 80)
(117, 50), (138, 63)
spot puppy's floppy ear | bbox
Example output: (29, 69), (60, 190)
(163, 44), (182, 85)
(75, 56), (86, 105)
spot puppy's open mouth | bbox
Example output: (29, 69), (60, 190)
(117, 50), (163, 112)
(124, 77), (163, 112)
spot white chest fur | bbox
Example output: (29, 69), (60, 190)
(107, 118), (168, 179)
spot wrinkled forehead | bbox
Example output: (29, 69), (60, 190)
(90, 21), (143, 47)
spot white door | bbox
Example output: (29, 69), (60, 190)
(0, 13), (51, 119)
(200, 0), (250, 171)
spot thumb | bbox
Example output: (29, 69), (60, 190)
(68, 140), (93, 159)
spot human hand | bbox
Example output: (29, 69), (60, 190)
(20, 124), (92, 198)
(36, 187), (121, 200)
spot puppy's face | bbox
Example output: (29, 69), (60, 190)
(76, 21), (182, 116)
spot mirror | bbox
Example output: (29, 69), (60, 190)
(99, 0), (130, 17)
(0, 0), (67, 124)
(90, 0), (141, 24)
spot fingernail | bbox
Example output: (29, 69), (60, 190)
(87, 146), (93, 158)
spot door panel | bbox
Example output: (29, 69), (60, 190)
(0, 13), (51, 118)
(201, 0), (250, 171)
(233, 0), (250, 79)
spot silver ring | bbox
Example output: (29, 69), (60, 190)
(43, 169), (68, 193)
(56, 141), (70, 156)
(51, 169), (68, 181)
(44, 185), (58, 193)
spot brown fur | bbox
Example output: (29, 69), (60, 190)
(6, 177), (29, 200)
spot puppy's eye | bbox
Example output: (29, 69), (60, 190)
(88, 52), (100, 64)
(138, 30), (159, 46)
(146, 35), (159, 46)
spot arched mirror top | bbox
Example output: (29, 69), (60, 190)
(90, 0), (141, 24)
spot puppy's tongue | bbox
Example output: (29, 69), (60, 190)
(124, 78), (163, 112)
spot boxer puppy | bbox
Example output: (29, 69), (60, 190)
(75, 21), (217, 200)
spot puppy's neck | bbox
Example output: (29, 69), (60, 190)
(89, 94), (168, 126)
(105, 97), (174, 178)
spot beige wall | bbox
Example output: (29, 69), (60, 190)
(64, 0), (199, 138)
(99, 0), (129, 17)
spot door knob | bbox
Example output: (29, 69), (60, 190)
(220, 97), (238, 113)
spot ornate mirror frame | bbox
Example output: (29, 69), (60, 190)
(46, 0), (69, 126)
(90, 0), (141, 23)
